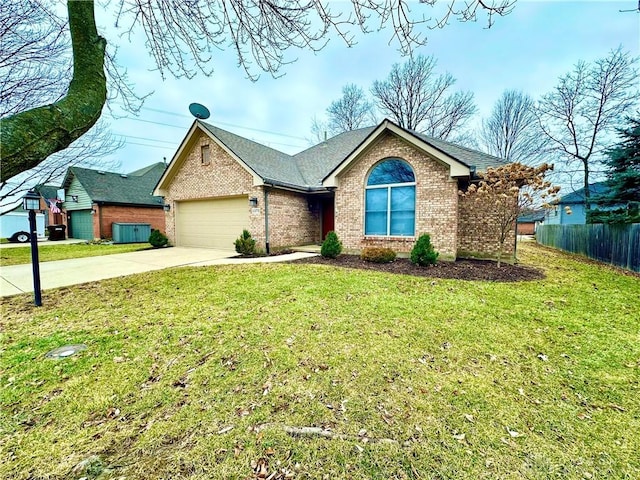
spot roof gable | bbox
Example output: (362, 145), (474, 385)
(323, 120), (474, 186)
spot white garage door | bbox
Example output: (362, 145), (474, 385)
(176, 197), (249, 249)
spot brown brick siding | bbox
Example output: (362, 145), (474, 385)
(162, 130), (319, 250)
(163, 131), (256, 245)
(262, 189), (320, 250)
(162, 127), (511, 258)
(335, 132), (459, 257)
(517, 222), (535, 235)
(97, 205), (165, 239)
(457, 193), (516, 259)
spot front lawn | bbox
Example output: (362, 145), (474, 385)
(1, 243), (638, 479)
(0, 242), (152, 266)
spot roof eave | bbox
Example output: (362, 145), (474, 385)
(262, 178), (328, 193)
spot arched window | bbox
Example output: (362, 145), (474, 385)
(365, 159), (416, 236)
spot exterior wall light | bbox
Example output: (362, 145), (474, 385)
(163, 204), (171, 212)
(249, 197), (258, 208)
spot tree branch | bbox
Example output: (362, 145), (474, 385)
(0, 0), (107, 183)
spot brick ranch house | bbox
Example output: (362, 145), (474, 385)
(154, 119), (513, 260)
(61, 163), (167, 240)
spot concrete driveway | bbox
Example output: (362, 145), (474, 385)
(0, 247), (316, 298)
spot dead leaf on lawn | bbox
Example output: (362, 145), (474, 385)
(218, 425), (234, 435)
(236, 407), (251, 417)
(234, 443), (243, 458)
(221, 355), (238, 370)
(452, 433), (466, 441)
(464, 413), (474, 423)
(537, 353), (548, 361)
(106, 407), (120, 419)
(506, 427), (523, 438)
(252, 457), (269, 478)
(262, 381), (272, 396)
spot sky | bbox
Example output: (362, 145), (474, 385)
(4, 0), (640, 205)
(94, 0), (638, 175)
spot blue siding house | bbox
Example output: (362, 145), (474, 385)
(545, 182), (610, 225)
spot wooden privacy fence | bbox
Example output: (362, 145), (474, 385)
(536, 224), (640, 272)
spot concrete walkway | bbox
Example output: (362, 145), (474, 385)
(0, 247), (317, 298)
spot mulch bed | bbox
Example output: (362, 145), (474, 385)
(290, 255), (545, 282)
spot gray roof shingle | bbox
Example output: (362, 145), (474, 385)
(195, 120), (507, 190)
(198, 121), (307, 187)
(65, 163), (166, 206)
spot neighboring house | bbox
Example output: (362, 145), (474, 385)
(544, 182), (610, 225)
(516, 210), (545, 235)
(155, 119), (512, 259)
(61, 163), (167, 240)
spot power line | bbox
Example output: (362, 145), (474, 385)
(122, 141), (175, 150)
(114, 133), (177, 145)
(138, 107), (309, 141)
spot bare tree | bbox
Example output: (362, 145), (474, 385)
(371, 55), (477, 139)
(0, 1), (125, 205)
(535, 47), (639, 210)
(479, 90), (548, 164)
(0, 0), (514, 183)
(0, 1), (69, 116)
(326, 84), (376, 135)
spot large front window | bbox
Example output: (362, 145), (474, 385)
(365, 159), (416, 236)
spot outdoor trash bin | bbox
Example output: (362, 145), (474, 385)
(47, 224), (66, 241)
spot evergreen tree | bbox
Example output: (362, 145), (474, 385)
(590, 117), (640, 224)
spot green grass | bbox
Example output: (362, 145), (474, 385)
(0, 242), (152, 266)
(1, 243), (638, 479)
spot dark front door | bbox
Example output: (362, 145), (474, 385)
(321, 198), (335, 240)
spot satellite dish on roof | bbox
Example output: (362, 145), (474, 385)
(189, 103), (210, 120)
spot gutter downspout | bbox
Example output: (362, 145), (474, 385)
(96, 202), (103, 239)
(264, 187), (270, 254)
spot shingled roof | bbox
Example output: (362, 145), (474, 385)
(557, 182), (610, 205)
(64, 163), (166, 206)
(198, 122), (307, 187)
(160, 120), (508, 193)
(35, 184), (61, 201)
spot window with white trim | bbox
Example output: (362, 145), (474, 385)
(365, 159), (416, 236)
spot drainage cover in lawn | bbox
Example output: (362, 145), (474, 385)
(45, 344), (87, 359)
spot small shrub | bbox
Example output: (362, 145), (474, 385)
(361, 247), (396, 263)
(321, 231), (342, 259)
(410, 233), (439, 266)
(149, 229), (168, 248)
(234, 229), (256, 255)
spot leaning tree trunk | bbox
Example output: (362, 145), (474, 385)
(0, 0), (106, 183)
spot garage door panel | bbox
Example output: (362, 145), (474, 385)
(70, 210), (94, 240)
(176, 197), (248, 249)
